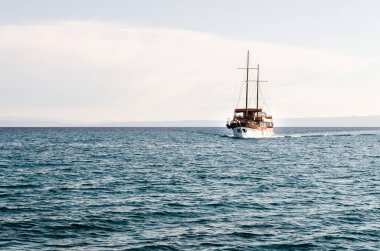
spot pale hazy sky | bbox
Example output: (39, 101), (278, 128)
(0, 0), (379, 122)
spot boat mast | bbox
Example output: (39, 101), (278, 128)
(245, 51), (249, 116)
(256, 64), (259, 109)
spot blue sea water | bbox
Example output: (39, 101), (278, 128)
(0, 127), (379, 250)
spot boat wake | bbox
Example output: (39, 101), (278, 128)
(277, 131), (379, 138)
(225, 130), (379, 139)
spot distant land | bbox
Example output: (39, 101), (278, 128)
(0, 115), (380, 127)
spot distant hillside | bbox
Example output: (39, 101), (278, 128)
(94, 120), (224, 127)
(276, 115), (380, 127)
(0, 116), (379, 127)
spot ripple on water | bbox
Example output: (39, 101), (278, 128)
(0, 127), (379, 250)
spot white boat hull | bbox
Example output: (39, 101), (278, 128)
(232, 127), (274, 138)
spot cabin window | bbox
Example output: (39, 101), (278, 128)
(237, 129), (241, 132)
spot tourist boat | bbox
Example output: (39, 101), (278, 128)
(226, 51), (274, 138)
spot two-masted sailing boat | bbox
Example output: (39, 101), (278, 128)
(226, 51), (274, 138)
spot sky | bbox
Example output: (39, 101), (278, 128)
(0, 0), (379, 122)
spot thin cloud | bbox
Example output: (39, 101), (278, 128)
(0, 21), (376, 122)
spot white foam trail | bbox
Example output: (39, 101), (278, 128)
(226, 129), (380, 139)
(276, 130), (380, 139)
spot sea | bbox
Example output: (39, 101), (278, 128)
(0, 127), (379, 250)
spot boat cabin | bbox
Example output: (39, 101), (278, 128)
(233, 108), (273, 127)
(234, 108), (267, 119)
